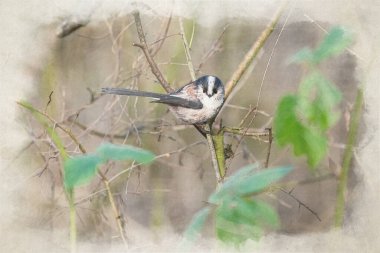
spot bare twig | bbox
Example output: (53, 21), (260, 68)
(279, 188), (322, 222)
(18, 101), (128, 247)
(223, 2), (287, 100)
(224, 3), (289, 170)
(196, 24), (228, 75)
(264, 128), (273, 168)
(179, 17), (196, 80)
(151, 15), (173, 57)
(132, 11), (173, 93)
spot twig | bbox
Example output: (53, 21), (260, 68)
(223, 2), (287, 100)
(224, 2), (289, 170)
(179, 17), (196, 80)
(132, 11), (173, 93)
(264, 128), (273, 168)
(17, 101), (87, 154)
(196, 24), (228, 75)
(151, 15), (173, 57)
(18, 101), (128, 247)
(178, 16), (224, 182)
(279, 188), (322, 222)
(223, 127), (269, 138)
(238, 105), (256, 127)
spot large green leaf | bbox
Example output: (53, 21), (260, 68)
(96, 143), (155, 164)
(64, 154), (102, 189)
(274, 95), (327, 167)
(298, 72), (341, 130)
(209, 165), (292, 203)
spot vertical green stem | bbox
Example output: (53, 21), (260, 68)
(212, 132), (226, 179)
(68, 189), (77, 253)
(334, 88), (363, 227)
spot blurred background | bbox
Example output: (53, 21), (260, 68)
(2, 1), (379, 252)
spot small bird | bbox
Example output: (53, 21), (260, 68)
(102, 75), (224, 124)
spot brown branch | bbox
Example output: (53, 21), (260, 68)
(151, 15), (172, 57)
(264, 128), (273, 168)
(18, 101), (128, 246)
(223, 2), (287, 100)
(279, 188), (322, 222)
(132, 11), (173, 93)
(196, 24), (228, 75)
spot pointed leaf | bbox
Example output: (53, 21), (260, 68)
(312, 26), (352, 63)
(96, 143), (155, 164)
(210, 166), (292, 203)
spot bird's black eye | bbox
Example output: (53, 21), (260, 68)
(203, 87), (207, 93)
(213, 87), (217, 94)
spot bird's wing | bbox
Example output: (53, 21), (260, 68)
(151, 95), (203, 109)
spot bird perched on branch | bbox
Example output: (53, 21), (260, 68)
(102, 75), (224, 124)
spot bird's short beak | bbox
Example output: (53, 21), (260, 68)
(207, 93), (213, 98)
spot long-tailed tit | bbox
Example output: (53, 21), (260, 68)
(102, 75), (224, 124)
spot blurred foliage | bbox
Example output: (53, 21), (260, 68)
(184, 164), (292, 246)
(274, 26), (352, 168)
(64, 143), (155, 189)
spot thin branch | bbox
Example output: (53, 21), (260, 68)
(178, 16), (225, 183)
(17, 101), (87, 154)
(151, 15), (173, 57)
(264, 128), (273, 168)
(18, 101), (128, 247)
(224, 3), (289, 170)
(132, 11), (173, 93)
(179, 17), (196, 80)
(196, 24), (228, 75)
(223, 2), (287, 100)
(279, 188), (322, 222)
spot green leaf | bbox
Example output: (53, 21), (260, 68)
(64, 154), (102, 189)
(215, 198), (279, 245)
(312, 26), (352, 64)
(288, 26), (352, 65)
(274, 95), (327, 167)
(96, 143), (155, 164)
(183, 207), (211, 241)
(209, 165), (292, 203)
(288, 48), (314, 64)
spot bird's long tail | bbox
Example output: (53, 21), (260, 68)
(101, 87), (165, 99)
(101, 87), (203, 109)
